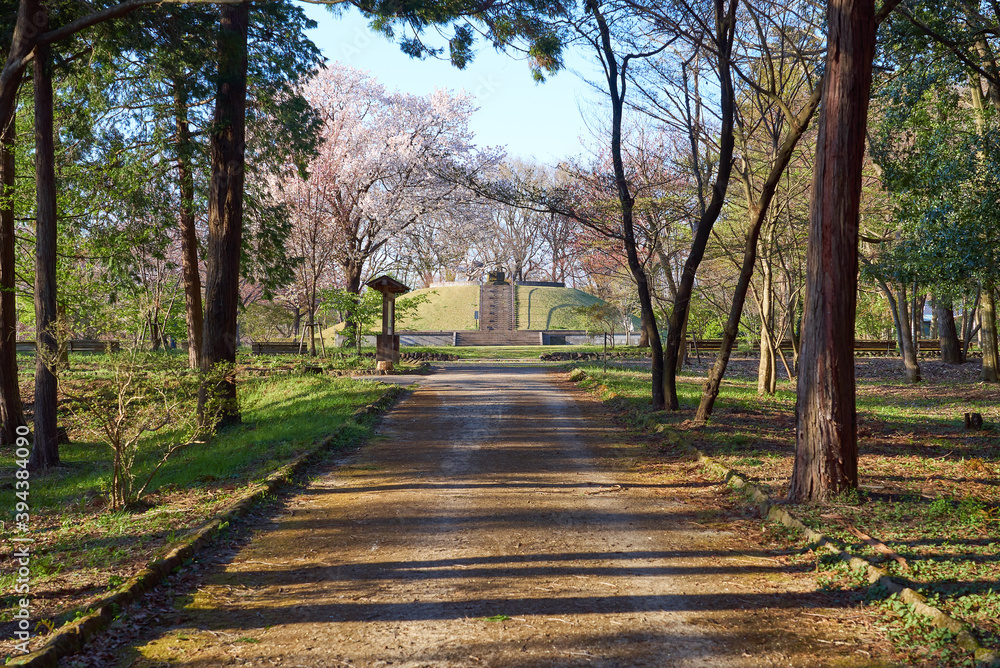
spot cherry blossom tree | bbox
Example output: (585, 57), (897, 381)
(277, 63), (497, 333)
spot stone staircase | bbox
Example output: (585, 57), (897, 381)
(479, 284), (514, 332)
(452, 284), (538, 346)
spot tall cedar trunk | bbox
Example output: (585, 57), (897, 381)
(937, 302), (963, 364)
(896, 286), (921, 383)
(30, 34), (59, 470)
(175, 83), (203, 370)
(981, 285), (1000, 382)
(787, 0), (876, 503)
(664, 0), (736, 410)
(199, 2), (248, 427)
(0, 1), (39, 446)
(0, 1), (39, 147)
(694, 83), (822, 423)
(587, 0), (665, 408)
(0, 88), (25, 444)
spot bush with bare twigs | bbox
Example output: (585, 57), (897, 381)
(64, 351), (225, 510)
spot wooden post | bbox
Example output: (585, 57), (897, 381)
(382, 297), (390, 336)
(366, 275), (409, 368)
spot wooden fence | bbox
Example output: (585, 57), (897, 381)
(16, 340), (120, 353)
(686, 338), (962, 356)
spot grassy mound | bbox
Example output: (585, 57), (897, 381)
(517, 286), (641, 331)
(321, 284), (641, 334)
(398, 285), (479, 331)
(518, 286), (597, 330)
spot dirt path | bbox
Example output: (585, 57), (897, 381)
(106, 365), (893, 667)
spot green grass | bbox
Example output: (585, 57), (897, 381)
(318, 285), (482, 337)
(6, 374), (393, 512)
(519, 286), (643, 331)
(518, 286), (641, 330)
(567, 361), (1000, 662)
(569, 362), (794, 418)
(151, 374), (390, 490)
(516, 286), (595, 330)
(0, 371), (397, 639)
(400, 285), (480, 331)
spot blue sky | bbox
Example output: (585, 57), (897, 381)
(297, 3), (602, 164)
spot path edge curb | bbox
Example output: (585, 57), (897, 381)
(678, 438), (1000, 668)
(5, 385), (405, 668)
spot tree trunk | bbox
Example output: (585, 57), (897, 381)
(663, 0), (737, 410)
(586, 0), (665, 408)
(877, 279), (905, 355)
(874, 276), (920, 382)
(0, 84), (25, 445)
(937, 302), (962, 364)
(788, 0), (876, 503)
(0, 1), (39, 152)
(981, 285), (999, 382)
(896, 288), (920, 383)
(962, 289), (979, 361)
(149, 315), (161, 351)
(693, 83), (822, 423)
(759, 333), (776, 394)
(309, 278), (320, 356)
(30, 34), (60, 470)
(0, 0), (39, 447)
(895, 286), (921, 383)
(342, 262), (364, 349)
(175, 83), (203, 370)
(677, 305), (689, 369)
(199, 1), (248, 427)
(758, 262), (776, 395)
(789, 292), (801, 369)
(912, 287), (924, 347)
(308, 310), (316, 356)
(929, 296), (938, 339)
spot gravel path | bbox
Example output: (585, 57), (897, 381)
(109, 365), (891, 667)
